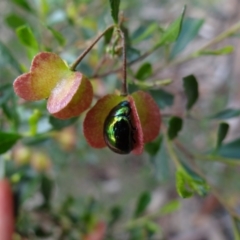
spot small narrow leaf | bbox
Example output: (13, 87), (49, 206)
(16, 25), (39, 52)
(4, 14), (26, 29)
(11, 0), (34, 12)
(218, 138), (240, 159)
(170, 18), (204, 59)
(209, 108), (240, 120)
(160, 199), (181, 215)
(176, 169), (193, 198)
(0, 132), (21, 154)
(0, 84), (13, 106)
(109, 206), (122, 226)
(134, 191), (151, 217)
(145, 136), (162, 157)
(157, 6), (186, 46)
(176, 164), (209, 198)
(196, 46), (234, 56)
(149, 89), (174, 109)
(109, 0), (120, 24)
(183, 74), (199, 110)
(216, 122), (229, 150)
(168, 116), (183, 140)
(40, 175), (53, 208)
(0, 41), (22, 74)
(47, 26), (66, 46)
(132, 22), (159, 44)
(104, 27), (114, 45)
(135, 62), (152, 81)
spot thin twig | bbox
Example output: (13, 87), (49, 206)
(70, 25), (115, 71)
(118, 28), (128, 95)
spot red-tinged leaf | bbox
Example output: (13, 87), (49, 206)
(83, 94), (125, 148)
(128, 95), (144, 155)
(0, 179), (14, 240)
(13, 52), (69, 100)
(47, 73), (93, 119)
(132, 91), (161, 143)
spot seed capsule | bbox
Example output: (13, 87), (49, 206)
(103, 101), (135, 154)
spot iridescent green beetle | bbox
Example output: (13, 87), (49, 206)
(103, 101), (135, 154)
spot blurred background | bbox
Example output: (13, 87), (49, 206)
(1, 0), (240, 239)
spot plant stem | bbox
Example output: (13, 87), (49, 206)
(70, 25), (115, 71)
(118, 28), (128, 95)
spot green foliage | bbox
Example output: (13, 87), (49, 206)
(135, 62), (152, 81)
(0, 41), (22, 74)
(218, 138), (240, 158)
(145, 136), (162, 157)
(216, 122), (229, 150)
(176, 163), (209, 198)
(4, 14), (27, 29)
(1, 0), (240, 238)
(134, 191), (151, 217)
(16, 25), (39, 57)
(195, 46), (234, 56)
(167, 116), (183, 140)
(0, 132), (21, 154)
(132, 22), (159, 44)
(149, 89), (174, 109)
(170, 17), (204, 58)
(109, 0), (120, 24)
(47, 26), (66, 47)
(40, 174), (53, 208)
(159, 199), (181, 215)
(209, 108), (240, 119)
(183, 74), (199, 110)
(157, 6), (186, 46)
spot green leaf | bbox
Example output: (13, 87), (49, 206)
(11, 0), (34, 12)
(170, 18), (204, 59)
(157, 6), (186, 46)
(218, 138), (240, 159)
(149, 89), (174, 109)
(176, 169), (193, 198)
(0, 41), (22, 74)
(167, 116), (183, 140)
(216, 122), (229, 150)
(196, 46), (234, 56)
(132, 22), (160, 44)
(49, 116), (78, 130)
(0, 132), (21, 154)
(109, 205), (122, 226)
(40, 175), (53, 208)
(4, 14), (26, 29)
(127, 47), (141, 62)
(209, 108), (240, 120)
(145, 136), (162, 157)
(183, 74), (199, 110)
(104, 27), (114, 45)
(0, 84), (13, 106)
(135, 62), (152, 81)
(109, 0), (120, 24)
(176, 163), (209, 198)
(47, 26), (66, 46)
(134, 191), (151, 217)
(160, 199), (181, 216)
(16, 25), (39, 52)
